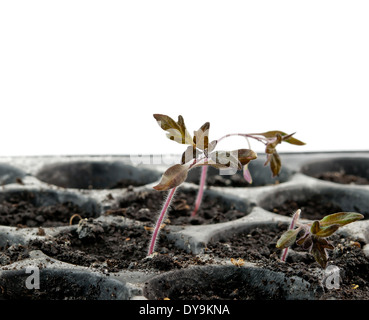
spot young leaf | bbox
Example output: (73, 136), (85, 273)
(299, 234), (313, 250)
(243, 163), (253, 184)
(265, 133), (283, 154)
(310, 241), (329, 268)
(181, 145), (198, 164)
(276, 228), (301, 249)
(193, 122), (210, 151)
(265, 152), (282, 177)
(263, 134), (283, 177)
(253, 130), (306, 146)
(207, 140), (218, 154)
(319, 212), (364, 227)
(239, 150), (257, 183)
(153, 164), (189, 191)
(318, 237), (335, 250)
(153, 114), (193, 145)
(270, 153), (282, 177)
(310, 221), (320, 235)
(310, 238), (334, 268)
(206, 149), (257, 171)
(310, 221), (340, 238)
(319, 225), (340, 238)
(236, 149), (258, 166)
(208, 150), (242, 170)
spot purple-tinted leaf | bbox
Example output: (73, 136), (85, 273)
(181, 145), (198, 164)
(265, 134), (283, 154)
(193, 122), (210, 151)
(153, 114), (193, 145)
(296, 232), (308, 246)
(191, 158), (230, 170)
(301, 235), (313, 250)
(254, 130), (306, 146)
(208, 150), (242, 170)
(319, 212), (364, 227)
(153, 164), (189, 191)
(310, 241), (329, 268)
(243, 163), (253, 184)
(317, 237), (335, 250)
(236, 149), (257, 166)
(206, 149), (257, 171)
(296, 229), (313, 248)
(269, 152), (282, 177)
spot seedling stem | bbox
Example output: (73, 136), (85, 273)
(148, 186), (177, 255)
(191, 165), (208, 217)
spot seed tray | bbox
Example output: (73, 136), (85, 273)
(0, 152), (369, 300)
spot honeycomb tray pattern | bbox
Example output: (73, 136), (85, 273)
(1, 152), (369, 300)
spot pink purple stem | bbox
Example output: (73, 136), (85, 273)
(148, 186), (177, 256)
(281, 209), (301, 262)
(191, 165), (208, 217)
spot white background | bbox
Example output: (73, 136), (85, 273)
(1, 1), (368, 157)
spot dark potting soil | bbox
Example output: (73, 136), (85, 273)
(28, 219), (210, 273)
(203, 173), (281, 188)
(206, 224), (369, 300)
(3, 220), (369, 300)
(268, 194), (346, 220)
(1, 190), (368, 300)
(202, 172), (254, 187)
(0, 243), (30, 267)
(0, 191), (93, 228)
(313, 171), (369, 185)
(111, 188), (246, 226)
(109, 179), (147, 189)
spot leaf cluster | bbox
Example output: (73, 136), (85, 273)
(276, 211), (364, 268)
(152, 114), (305, 191)
(248, 131), (305, 177)
(153, 114), (257, 191)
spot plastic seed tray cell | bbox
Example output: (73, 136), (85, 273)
(1, 152), (369, 300)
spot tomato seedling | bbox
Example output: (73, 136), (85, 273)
(276, 209), (364, 268)
(148, 114), (305, 255)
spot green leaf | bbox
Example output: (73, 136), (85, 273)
(310, 221), (320, 234)
(276, 228), (300, 249)
(316, 225), (340, 237)
(254, 130), (306, 146)
(319, 212), (364, 227)
(153, 164), (189, 191)
(310, 221), (340, 237)
(153, 114), (193, 145)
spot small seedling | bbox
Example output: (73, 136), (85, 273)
(231, 258), (245, 267)
(69, 213), (86, 225)
(148, 114), (305, 255)
(276, 209), (364, 268)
